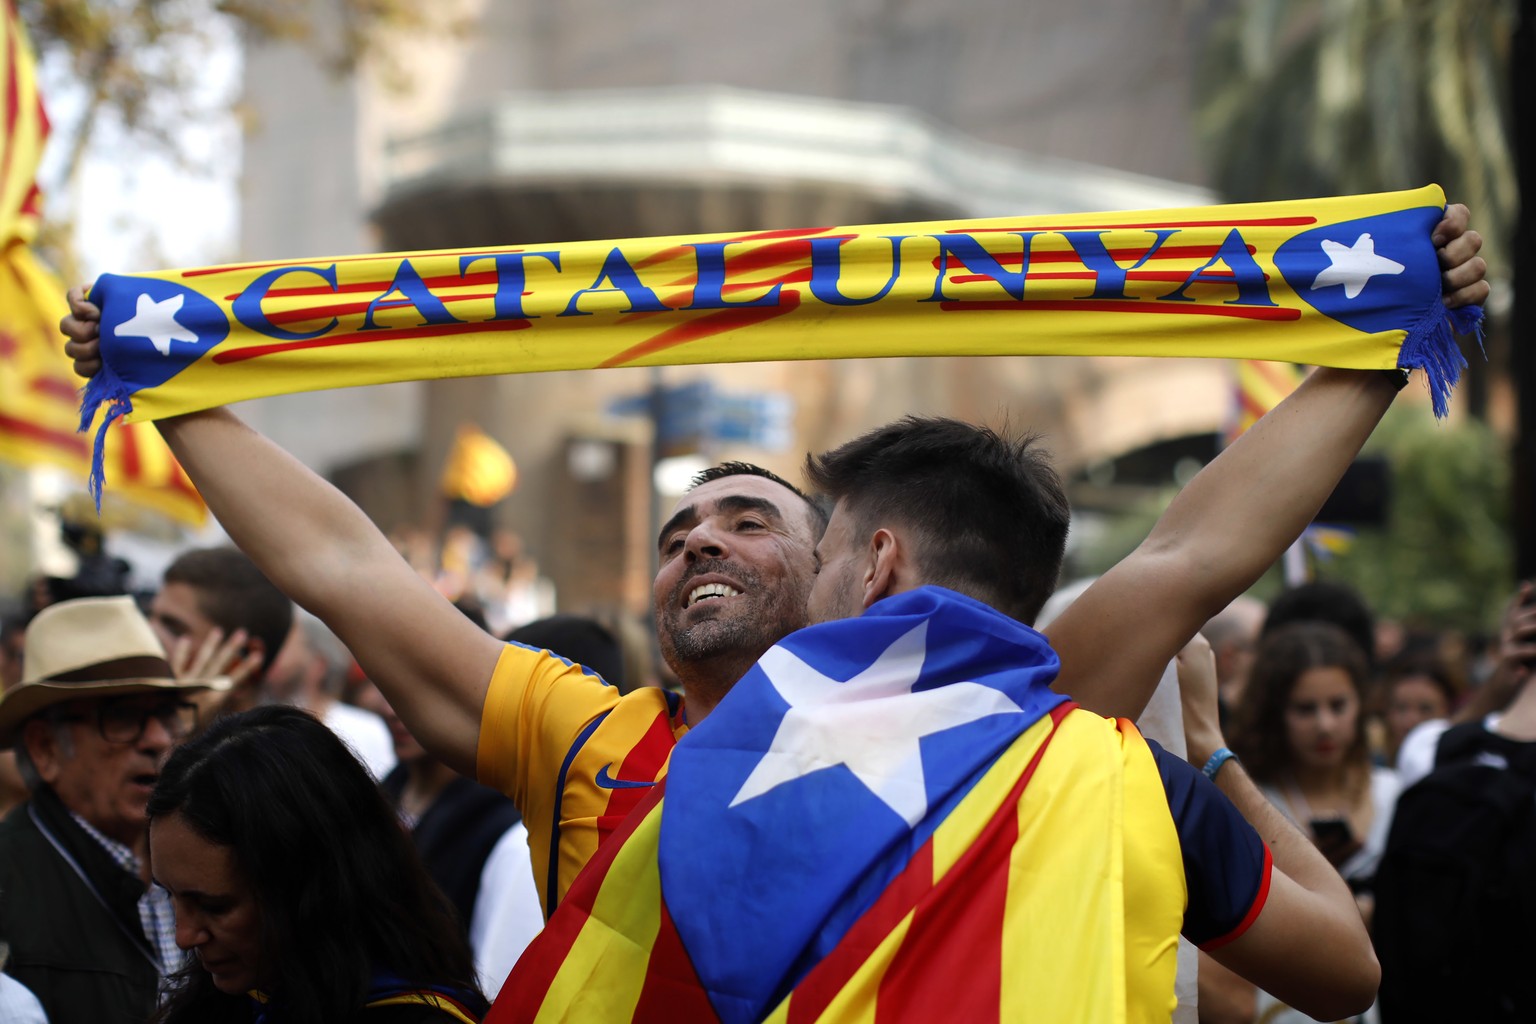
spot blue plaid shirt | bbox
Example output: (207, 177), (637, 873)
(69, 813), (182, 977)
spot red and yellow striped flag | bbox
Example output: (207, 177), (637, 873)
(1226, 359), (1306, 443)
(492, 588), (1279, 1023)
(493, 706), (1190, 1024)
(0, 1), (204, 525)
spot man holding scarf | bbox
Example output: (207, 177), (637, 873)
(61, 204), (1486, 1006)
(492, 416), (1374, 1022)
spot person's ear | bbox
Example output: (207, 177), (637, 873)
(862, 528), (902, 609)
(22, 717), (67, 785)
(244, 637), (267, 674)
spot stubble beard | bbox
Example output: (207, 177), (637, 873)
(810, 560), (862, 625)
(658, 561), (811, 690)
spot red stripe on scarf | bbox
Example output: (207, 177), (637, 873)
(937, 299), (1301, 321)
(937, 242), (1249, 271)
(599, 290), (802, 368)
(954, 216), (1316, 233)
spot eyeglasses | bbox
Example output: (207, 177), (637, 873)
(56, 698), (199, 744)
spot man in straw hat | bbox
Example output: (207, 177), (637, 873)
(0, 595), (228, 1023)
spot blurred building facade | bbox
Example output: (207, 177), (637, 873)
(236, 0), (1234, 620)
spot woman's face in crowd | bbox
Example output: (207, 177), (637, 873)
(1283, 666), (1360, 773)
(151, 812), (263, 995)
(1387, 674), (1450, 747)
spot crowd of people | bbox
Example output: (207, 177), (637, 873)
(0, 203), (1516, 1023)
(0, 527), (615, 1019)
(1185, 578), (1536, 1023)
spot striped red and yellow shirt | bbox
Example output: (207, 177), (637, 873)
(477, 643), (688, 917)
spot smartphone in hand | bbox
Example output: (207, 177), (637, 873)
(1309, 815), (1360, 867)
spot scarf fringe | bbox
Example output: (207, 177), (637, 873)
(78, 369), (133, 512)
(1397, 301), (1483, 418)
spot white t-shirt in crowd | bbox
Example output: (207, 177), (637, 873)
(322, 700), (398, 780)
(0, 973), (48, 1023)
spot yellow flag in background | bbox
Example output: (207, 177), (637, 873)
(439, 423), (517, 507)
(0, 3), (205, 526)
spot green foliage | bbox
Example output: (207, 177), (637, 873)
(1067, 494), (1167, 582)
(1194, 0), (1517, 273)
(1067, 405), (1514, 634)
(1071, 495), (1295, 606)
(18, 0), (460, 188)
(1317, 404), (1513, 633)
(16, 0), (463, 276)
(1188, 0), (1518, 631)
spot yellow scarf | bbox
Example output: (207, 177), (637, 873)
(80, 185), (1478, 502)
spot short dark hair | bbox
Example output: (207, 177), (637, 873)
(1380, 655), (1462, 710)
(690, 460), (831, 537)
(505, 614), (625, 688)
(804, 416), (1070, 624)
(163, 547), (293, 674)
(1263, 580), (1376, 670)
(1229, 621), (1371, 785)
(147, 705), (484, 1024)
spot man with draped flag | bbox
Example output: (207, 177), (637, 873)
(493, 418), (1379, 1023)
(0, 0), (204, 526)
(60, 203), (1486, 1011)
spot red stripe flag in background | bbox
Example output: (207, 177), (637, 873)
(1225, 359), (1305, 444)
(0, 0), (205, 526)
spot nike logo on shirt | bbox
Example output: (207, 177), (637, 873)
(595, 763), (659, 790)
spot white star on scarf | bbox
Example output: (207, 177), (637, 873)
(728, 620), (1024, 826)
(115, 293), (198, 356)
(1310, 233), (1406, 300)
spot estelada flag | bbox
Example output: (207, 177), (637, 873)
(78, 186), (1480, 506)
(0, 249), (207, 526)
(0, 1), (204, 526)
(495, 588), (1194, 1023)
(1226, 359), (1307, 443)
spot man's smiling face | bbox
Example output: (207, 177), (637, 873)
(653, 474), (821, 698)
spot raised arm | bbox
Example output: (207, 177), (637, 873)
(1047, 204), (1489, 719)
(1450, 580), (1536, 726)
(62, 289), (500, 777)
(1177, 635), (1378, 1019)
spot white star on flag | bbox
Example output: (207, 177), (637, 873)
(115, 293), (198, 356)
(1309, 233), (1406, 300)
(729, 621), (1024, 827)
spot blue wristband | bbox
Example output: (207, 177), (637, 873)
(1202, 747), (1238, 781)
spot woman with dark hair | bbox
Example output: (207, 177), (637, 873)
(1225, 621), (1399, 1024)
(1229, 621), (1400, 900)
(147, 704), (487, 1023)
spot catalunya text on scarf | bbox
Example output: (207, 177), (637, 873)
(80, 185), (1481, 504)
